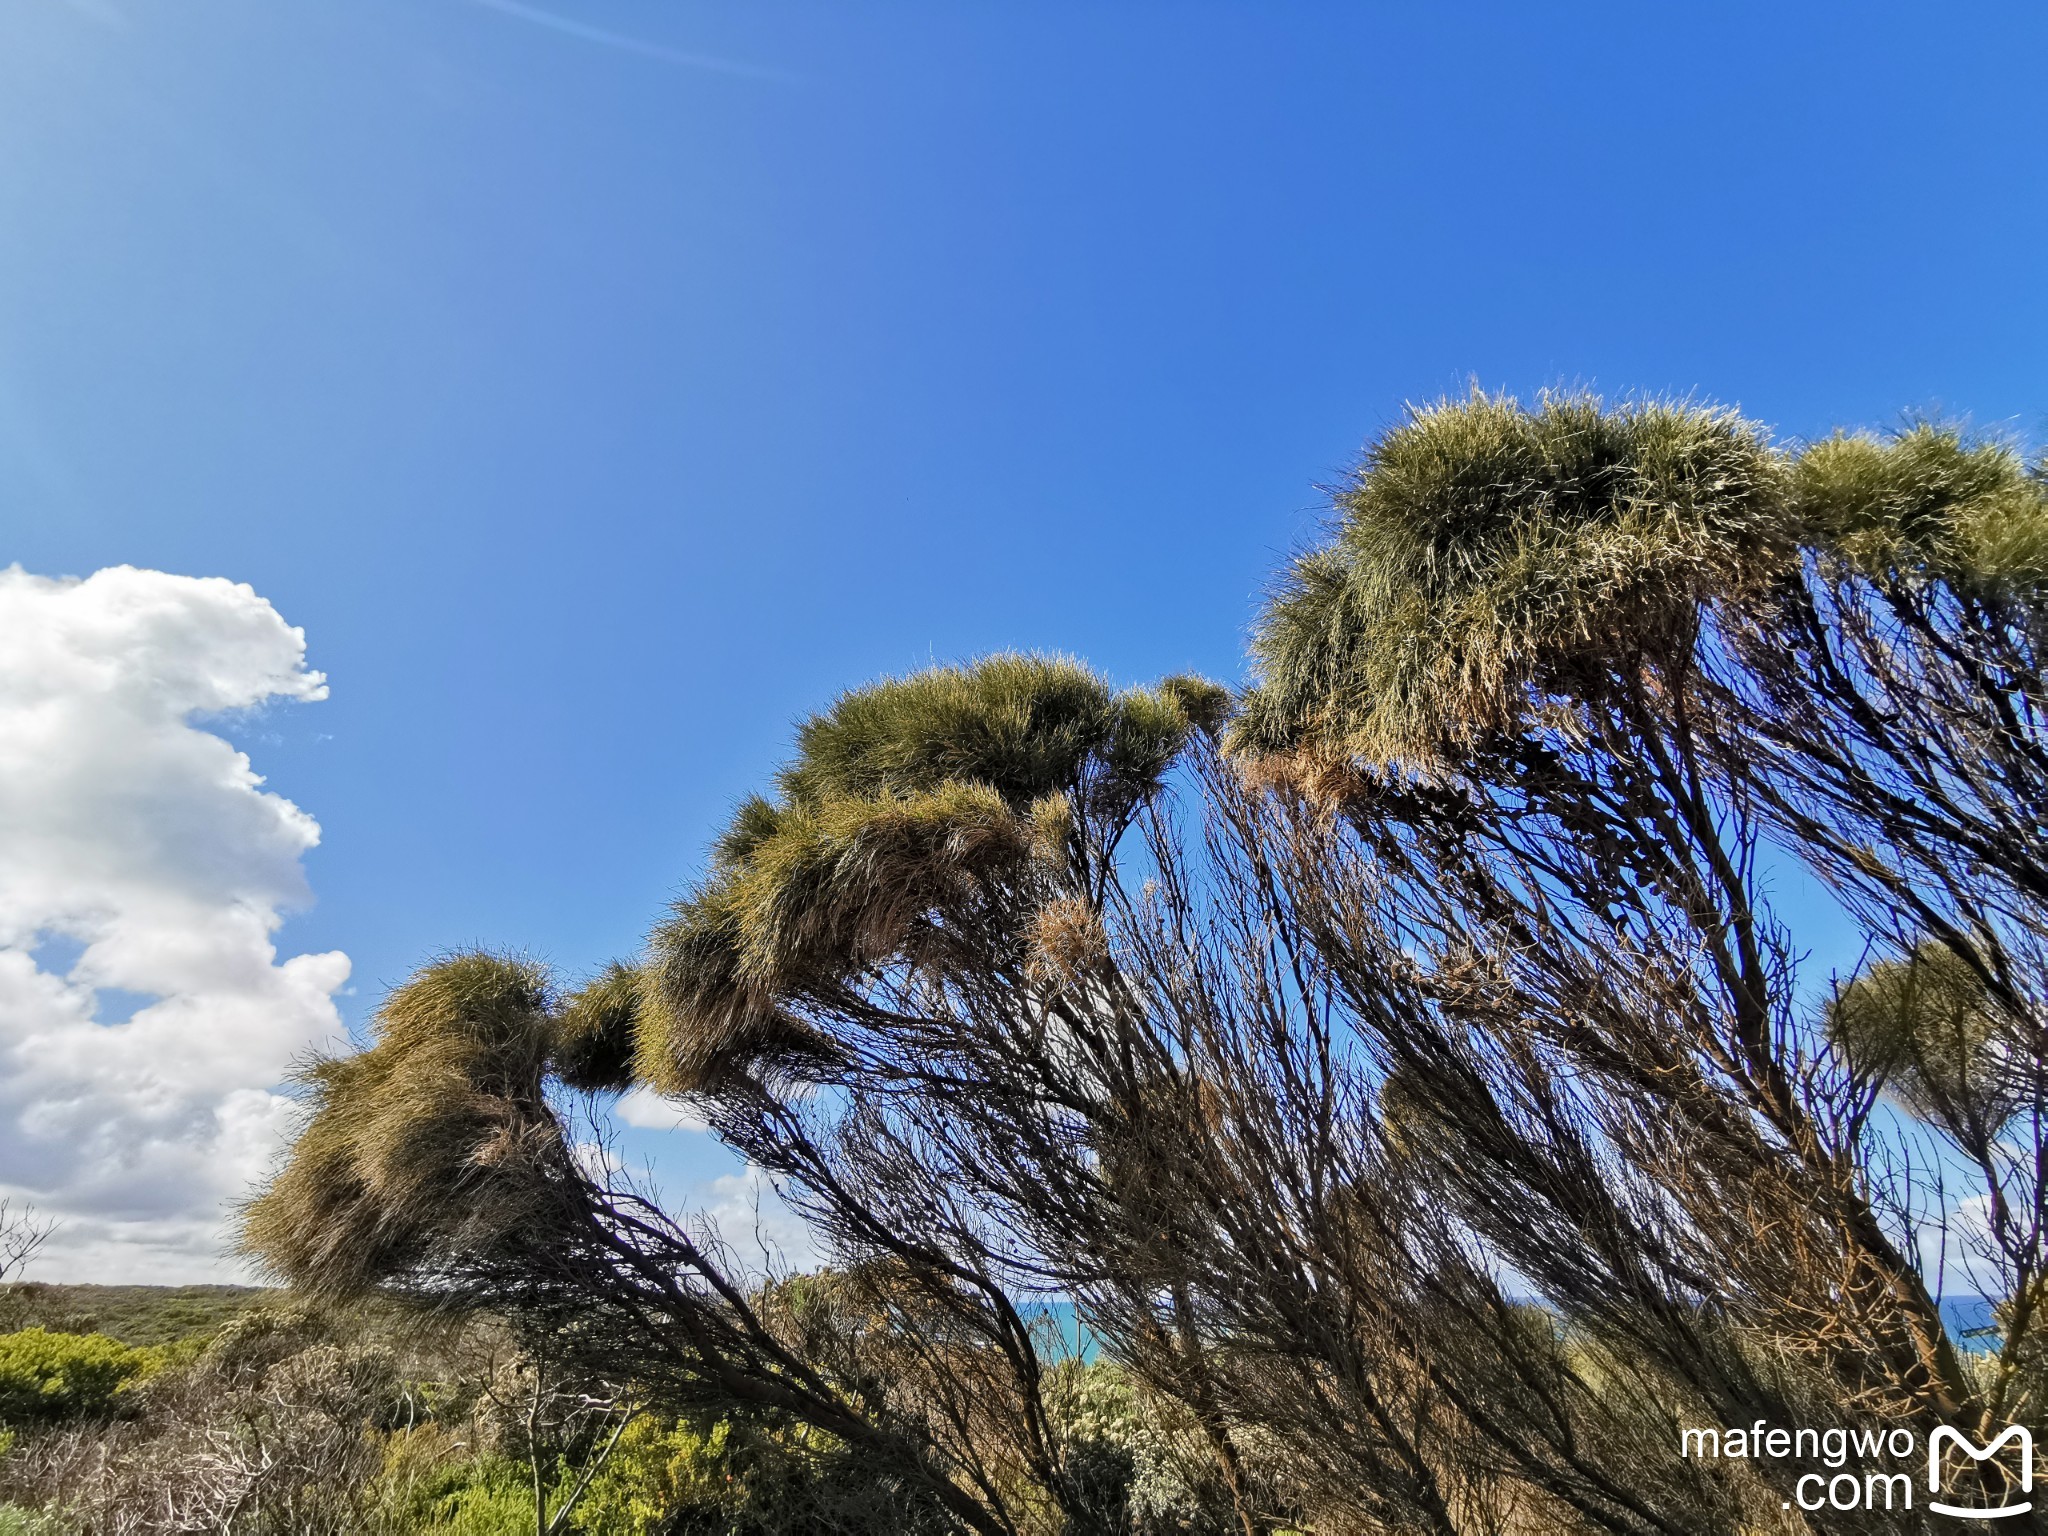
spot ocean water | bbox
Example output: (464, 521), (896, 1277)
(1020, 1301), (1099, 1362)
(1016, 1298), (2007, 1363)
(1941, 1295), (2001, 1351)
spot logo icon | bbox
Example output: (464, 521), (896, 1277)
(1929, 1425), (2033, 1520)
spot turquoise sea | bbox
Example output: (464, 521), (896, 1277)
(1018, 1298), (2006, 1363)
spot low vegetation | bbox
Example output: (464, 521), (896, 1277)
(0, 1287), (265, 1350)
(0, 1288), (1216, 1535)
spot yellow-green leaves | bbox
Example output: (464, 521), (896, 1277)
(1830, 944), (2019, 1135)
(0, 1328), (164, 1425)
(1793, 426), (2048, 590)
(1237, 394), (2048, 772)
(638, 654), (1223, 1094)
(241, 953), (563, 1297)
(1236, 391), (1786, 767)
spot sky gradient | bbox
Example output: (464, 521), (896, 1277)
(3, 0), (2044, 1277)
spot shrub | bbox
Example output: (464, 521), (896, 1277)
(0, 1330), (160, 1426)
(410, 1459), (536, 1536)
(572, 1413), (956, 1536)
(570, 1416), (730, 1535)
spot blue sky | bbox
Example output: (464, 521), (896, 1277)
(3, 0), (2044, 1274)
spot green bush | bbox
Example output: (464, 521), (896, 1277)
(571, 1413), (954, 1536)
(416, 1463), (534, 1536)
(0, 1330), (161, 1426)
(570, 1416), (731, 1535)
(372, 1458), (536, 1536)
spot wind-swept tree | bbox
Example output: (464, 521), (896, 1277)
(1221, 392), (2048, 1525)
(245, 394), (2048, 1535)
(244, 657), (1232, 1536)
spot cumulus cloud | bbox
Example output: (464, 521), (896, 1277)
(0, 565), (347, 1282)
(697, 1165), (823, 1275)
(613, 1084), (710, 1134)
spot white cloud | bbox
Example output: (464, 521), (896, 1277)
(697, 1165), (823, 1276)
(0, 565), (347, 1283)
(614, 1084), (710, 1134)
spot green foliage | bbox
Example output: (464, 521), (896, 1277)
(1792, 424), (2048, 588)
(1830, 942), (2019, 1134)
(240, 952), (565, 1298)
(554, 961), (645, 1093)
(569, 1415), (732, 1534)
(572, 1412), (954, 1536)
(365, 1436), (580, 1535)
(0, 1329), (162, 1426)
(1235, 393), (2048, 769)
(0, 1504), (67, 1536)
(1234, 389), (1785, 765)
(640, 654), (1224, 1094)
(382, 1454), (538, 1536)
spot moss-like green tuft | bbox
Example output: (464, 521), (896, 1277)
(713, 794), (785, 871)
(1153, 674), (1234, 737)
(240, 952), (566, 1299)
(640, 654), (1222, 1093)
(553, 960), (646, 1093)
(783, 653), (1123, 808)
(1792, 425), (2048, 590)
(1233, 390), (1787, 766)
(1236, 396), (2048, 773)
(1829, 944), (2016, 1129)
